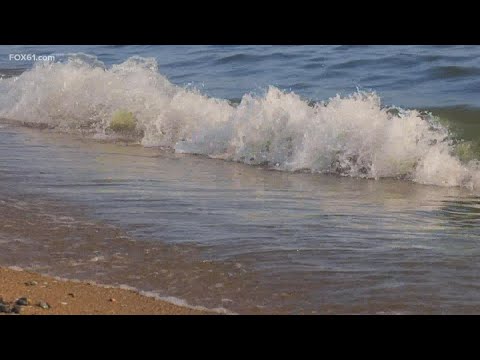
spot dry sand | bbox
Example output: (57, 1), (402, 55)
(0, 267), (210, 315)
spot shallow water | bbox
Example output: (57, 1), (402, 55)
(1, 45), (480, 314)
(1, 125), (480, 314)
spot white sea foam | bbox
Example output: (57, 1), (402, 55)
(1, 55), (480, 190)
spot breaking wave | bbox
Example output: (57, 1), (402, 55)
(1, 54), (480, 190)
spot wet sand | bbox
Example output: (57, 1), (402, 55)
(0, 267), (210, 315)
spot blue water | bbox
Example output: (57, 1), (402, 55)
(2, 45), (480, 109)
(2, 45), (480, 314)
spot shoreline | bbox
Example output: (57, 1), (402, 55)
(0, 267), (212, 315)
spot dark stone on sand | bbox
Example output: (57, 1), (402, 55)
(11, 305), (22, 314)
(68, 293), (75, 298)
(0, 303), (11, 313)
(16, 297), (30, 306)
(25, 280), (38, 286)
(38, 301), (50, 310)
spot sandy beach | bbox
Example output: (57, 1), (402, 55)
(0, 267), (210, 315)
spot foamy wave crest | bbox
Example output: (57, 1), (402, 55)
(1, 55), (480, 189)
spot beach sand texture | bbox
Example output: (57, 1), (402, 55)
(0, 267), (210, 315)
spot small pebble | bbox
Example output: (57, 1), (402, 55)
(16, 297), (30, 306)
(38, 301), (50, 310)
(11, 305), (22, 314)
(0, 303), (11, 313)
(60, 302), (68, 305)
(109, 298), (116, 303)
(68, 293), (75, 298)
(25, 280), (38, 286)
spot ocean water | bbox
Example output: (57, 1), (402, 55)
(1, 45), (480, 314)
